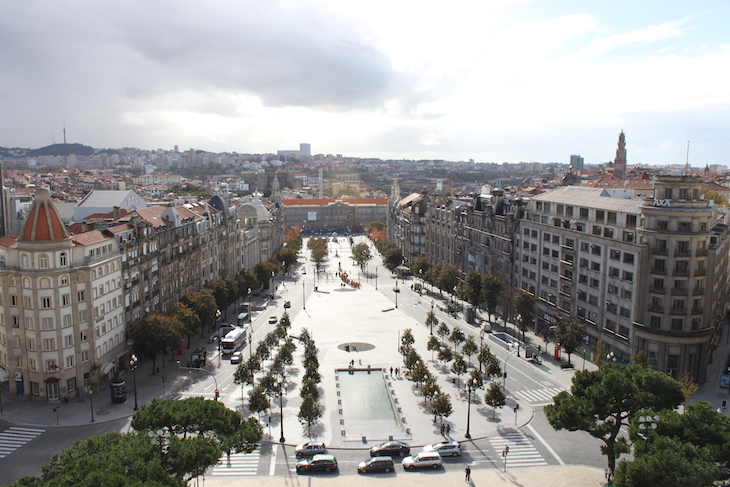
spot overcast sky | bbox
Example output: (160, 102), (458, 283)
(1, 0), (728, 165)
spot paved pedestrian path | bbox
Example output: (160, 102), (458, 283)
(209, 446), (262, 476)
(514, 386), (564, 406)
(0, 427), (45, 459)
(490, 430), (548, 469)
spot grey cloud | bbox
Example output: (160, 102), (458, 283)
(0, 1), (404, 115)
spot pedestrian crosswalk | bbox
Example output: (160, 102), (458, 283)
(209, 446), (261, 476)
(490, 431), (548, 469)
(514, 387), (564, 405)
(0, 427), (45, 459)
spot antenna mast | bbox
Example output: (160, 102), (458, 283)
(685, 140), (690, 173)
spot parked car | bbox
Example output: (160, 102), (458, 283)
(295, 441), (327, 457)
(230, 351), (243, 364)
(402, 452), (442, 470)
(269, 315), (278, 324)
(209, 324), (236, 343)
(358, 456), (395, 473)
(284, 300), (291, 308)
(370, 440), (410, 457)
(422, 440), (461, 457)
(296, 454), (338, 473)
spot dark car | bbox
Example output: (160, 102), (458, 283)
(284, 300), (291, 308)
(358, 456), (395, 473)
(370, 440), (411, 457)
(296, 454), (338, 473)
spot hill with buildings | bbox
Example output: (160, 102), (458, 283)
(0, 143), (96, 158)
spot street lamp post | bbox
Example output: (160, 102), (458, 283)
(302, 281), (306, 310)
(216, 309), (222, 366)
(279, 380), (286, 443)
(502, 343), (519, 389)
(86, 387), (95, 422)
(130, 354), (139, 411)
(638, 414), (661, 441)
(394, 284), (399, 308)
(465, 378), (473, 439)
(375, 267), (378, 290)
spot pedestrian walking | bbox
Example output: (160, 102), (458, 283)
(395, 367), (400, 377)
(390, 367), (394, 376)
(465, 465), (471, 482)
(446, 424), (451, 435)
(441, 423), (445, 435)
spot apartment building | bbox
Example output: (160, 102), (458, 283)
(514, 178), (730, 381)
(515, 186), (645, 366)
(0, 189), (126, 400)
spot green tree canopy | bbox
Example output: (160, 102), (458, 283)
(130, 313), (182, 375)
(130, 397), (262, 454)
(351, 242), (373, 271)
(512, 289), (536, 342)
(437, 265), (459, 295)
(410, 254), (431, 281)
(277, 247), (298, 271)
(254, 261), (279, 289)
(613, 401), (730, 486)
(298, 394), (322, 439)
(555, 317), (586, 365)
(180, 289), (218, 337)
(169, 303), (199, 349)
(12, 431), (210, 487)
(429, 391), (453, 424)
(482, 274), (504, 324)
(544, 364), (685, 475)
(485, 382), (506, 420)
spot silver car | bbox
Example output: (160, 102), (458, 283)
(295, 441), (327, 457)
(422, 440), (462, 457)
(402, 451), (442, 470)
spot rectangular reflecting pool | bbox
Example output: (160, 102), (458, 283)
(338, 370), (395, 421)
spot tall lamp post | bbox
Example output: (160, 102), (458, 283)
(394, 284), (400, 308)
(375, 267), (378, 290)
(502, 343), (519, 389)
(130, 354), (139, 411)
(86, 386), (95, 422)
(279, 379), (286, 443)
(216, 309), (222, 366)
(465, 377), (474, 439)
(302, 281), (306, 310)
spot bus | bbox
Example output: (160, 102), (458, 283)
(221, 327), (247, 356)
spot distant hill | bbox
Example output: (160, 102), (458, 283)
(0, 143), (96, 158)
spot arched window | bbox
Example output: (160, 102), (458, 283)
(76, 272), (85, 282)
(59, 253), (67, 266)
(40, 278), (51, 289)
(21, 254), (29, 269)
(92, 270), (97, 280)
(38, 254), (49, 269)
(60, 275), (69, 286)
(23, 278), (31, 288)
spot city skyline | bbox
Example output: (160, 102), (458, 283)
(1, 1), (728, 166)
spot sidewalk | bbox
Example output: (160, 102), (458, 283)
(203, 465), (606, 487)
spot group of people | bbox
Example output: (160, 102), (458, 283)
(389, 366), (401, 378)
